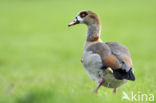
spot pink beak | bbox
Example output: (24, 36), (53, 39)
(68, 18), (80, 27)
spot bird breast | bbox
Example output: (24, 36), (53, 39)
(81, 50), (128, 88)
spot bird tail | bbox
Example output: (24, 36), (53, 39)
(113, 68), (135, 81)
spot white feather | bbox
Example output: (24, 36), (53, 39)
(77, 16), (83, 23)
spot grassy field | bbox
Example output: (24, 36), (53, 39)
(0, 0), (156, 103)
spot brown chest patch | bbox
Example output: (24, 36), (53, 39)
(87, 36), (99, 42)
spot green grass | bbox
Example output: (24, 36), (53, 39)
(0, 0), (156, 103)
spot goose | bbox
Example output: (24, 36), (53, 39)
(68, 10), (135, 93)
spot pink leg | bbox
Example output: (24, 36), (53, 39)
(93, 78), (104, 93)
(113, 88), (117, 94)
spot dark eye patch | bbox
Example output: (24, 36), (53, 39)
(80, 12), (88, 18)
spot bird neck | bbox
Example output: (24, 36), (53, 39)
(86, 21), (101, 42)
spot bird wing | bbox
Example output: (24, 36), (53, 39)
(105, 42), (133, 72)
(86, 42), (135, 81)
(86, 42), (122, 70)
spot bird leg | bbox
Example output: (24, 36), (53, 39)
(113, 88), (117, 94)
(93, 77), (104, 93)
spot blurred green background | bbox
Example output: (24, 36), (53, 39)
(0, 0), (156, 103)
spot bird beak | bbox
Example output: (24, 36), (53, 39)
(68, 17), (80, 27)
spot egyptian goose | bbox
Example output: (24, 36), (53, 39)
(68, 10), (135, 93)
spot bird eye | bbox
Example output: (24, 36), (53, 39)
(80, 12), (88, 18)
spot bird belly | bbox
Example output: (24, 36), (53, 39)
(83, 66), (127, 88)
(81, 51), (104, 83)
(102, 73), (128, 88)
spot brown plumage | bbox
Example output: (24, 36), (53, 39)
(68, 10), (135, 93)
(102, 55), (121, 69)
